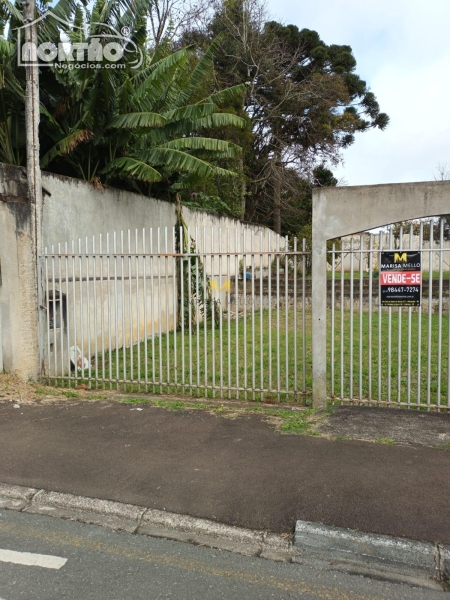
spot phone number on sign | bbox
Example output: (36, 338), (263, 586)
(386, 286), (420, 293)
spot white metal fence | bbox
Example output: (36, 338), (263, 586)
(328, 220), (450, 411)
(43, 219), (450, 410)
(42, 226), (310, 402)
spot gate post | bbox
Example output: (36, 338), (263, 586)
(311, 195), (328, 408)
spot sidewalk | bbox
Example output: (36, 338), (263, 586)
(0, 397), (449, 544)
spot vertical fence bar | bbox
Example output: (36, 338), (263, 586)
(71, 241), (78, 386)
(268, 233), (273, 393)
(406, 224), (413, 407)
(387, 229), (393, 406)
(251, 231), (256, 400)
(92, 237), (98, 387)
(261, 232), (265, 400)
(172, 227), (178, 394)
(331, 242), (335, 399)
(44, 250), (50, 380)
(228, 229), (232, 400)
(417, 223), (423, 408)
(276, 235), (281, 401)
(284, 235), (289, 399)
(447, 225), (450, 410)
(203, 227), (208, 397)
(58, 244), (64, 384)
(143, 229), (148, 393)
(437, 219), (444, 410)
(150, 229), (156, 393)
(211, 227), (216, 398)
(179, 226), (185, 393)
(157, 228), (163, 392)
(219, 228), (224, 398)
(85, 238), (91, 386)
(368, 234), (373, 403)
(302, 237), (306, 396)
(51, 245), (57, 379)
(113, 232), (120, 390)
(64, 242), (71, 388)
(359, 235), (364, 400)
(135, 229), (141, 389)
(340, 240), (345, 400)
(99, 235), (105, 389)
(186, 225), (192, 394)
(427, 222), (433, 409)
(243, 229), (247, 400)
(397, 226), (403, 406)
(349, 237), (354, 399)
(164, 227), (170, 392)
(195, 227), (200, 396)
(106, 234), (112, 389)
(121, 232), (127, 389)
(378, 232), (383, 405)
(235, 229), (240, 398)
(293, 237), (298, 401)
(78, 239), (85, 381)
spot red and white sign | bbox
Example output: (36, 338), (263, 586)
(380, 271), (422, 285)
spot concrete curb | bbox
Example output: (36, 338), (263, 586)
(294, 519), (450, 587)
(0, 482), (447, 589)
(0, 483), (293, 562)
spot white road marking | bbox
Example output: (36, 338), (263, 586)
(0, 549), (67, 570)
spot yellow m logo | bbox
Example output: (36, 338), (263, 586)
(394, 252), (407, 263)
(210, 279), (231, 293)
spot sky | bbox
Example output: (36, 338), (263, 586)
(266, 0), (450, 187)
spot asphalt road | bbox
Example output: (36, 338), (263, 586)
(0, 401), (449, 543)
(0, 510), (445, 600)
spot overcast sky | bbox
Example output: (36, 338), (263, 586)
(266, 0), (450, 186)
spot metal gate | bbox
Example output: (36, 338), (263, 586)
(42, 227), (311, 402)
(328, 220), (450, 411)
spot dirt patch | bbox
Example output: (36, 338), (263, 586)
(318, 405), (450, 449)
(0, 374), (46, 402)
(0, 374), (107, 405)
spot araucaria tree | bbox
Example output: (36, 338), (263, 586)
(181, 0), (389, 232)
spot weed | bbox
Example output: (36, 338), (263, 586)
(374, 437), (395, 445)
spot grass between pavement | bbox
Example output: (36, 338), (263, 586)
(1, 374), (449, 449)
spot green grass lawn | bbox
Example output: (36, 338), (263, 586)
(329, 308), (449, 408)
(71, 305), (450, 409)
(95, 307), (309, 402)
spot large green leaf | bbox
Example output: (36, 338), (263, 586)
(173, 35), (224, 108)
(136, 148), (237, 178)
(162, 103), (217, 123)
(133, 48), (188, 105)
(109, 112), (166, 129)
(160, 137), (241, 158)
(101, 157), (162, 182)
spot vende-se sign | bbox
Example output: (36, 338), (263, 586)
(380, 251), (421, 307)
